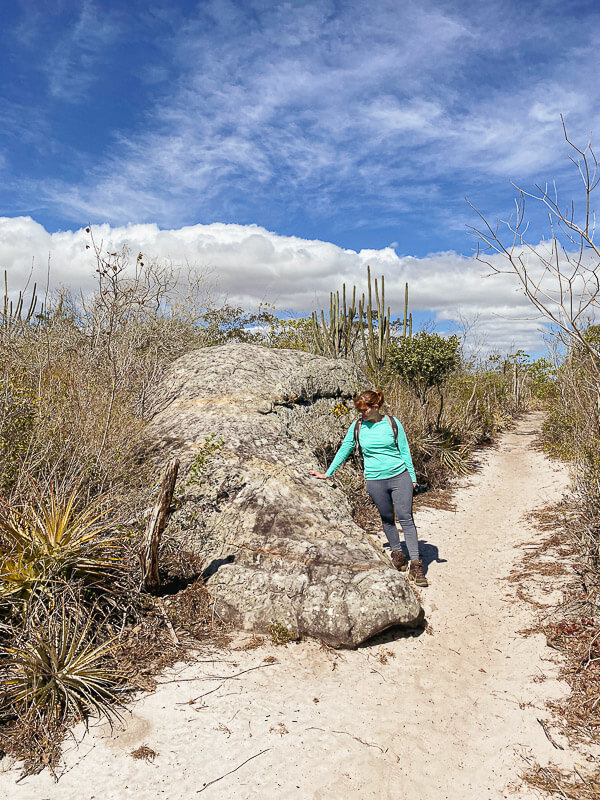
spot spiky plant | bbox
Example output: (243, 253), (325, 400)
(0, 484), (125, 602)
(0, 552), (49, 606)
(1, 603), (122, 724)
(422, 431), (475, 476)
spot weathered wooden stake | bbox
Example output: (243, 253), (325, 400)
(140, 457), (180, 593)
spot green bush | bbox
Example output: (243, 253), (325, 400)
(388, 332), (460, 403)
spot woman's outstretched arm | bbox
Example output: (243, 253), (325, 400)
(309, 421), (357, 479)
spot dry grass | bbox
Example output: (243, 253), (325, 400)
(237, 634), (266, 650)
(130, 744), (158, 762)
(509, 501), (600, 798)
(0, 712), (66, 779)
(522, 761), (600, 799)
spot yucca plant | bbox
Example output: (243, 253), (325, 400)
(0, 483), (125, 602)
(1, 603), (122, 724)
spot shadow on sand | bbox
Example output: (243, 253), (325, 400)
(383, 537), (446, 574)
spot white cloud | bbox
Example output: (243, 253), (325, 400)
(2, 0), (600, 248)
(22, 0), (597, 235)
(28, 2), (480, 223)
(0, 215), (553, 353)
(44, 1), (123, 102)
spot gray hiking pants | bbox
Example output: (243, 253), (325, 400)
(366, 469), (420, 561)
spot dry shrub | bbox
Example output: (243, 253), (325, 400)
(540, 338), (600, 612)
(0, 570), (224, 772)
(522, 763), (600, 799)
(0, 476), (221, 774)
(0, 239), (229, 507)
(382, 364), (517, 490)
(510, 501), (600, 799)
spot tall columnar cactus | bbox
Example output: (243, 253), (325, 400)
(311, 271), (412, 371)
(311, 283), (358, 358)
(1, 271), (40, 331)
(358, 265), (392, 376)
(402, 282), (410, 339)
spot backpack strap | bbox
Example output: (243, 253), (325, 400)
(353, 418), (363, 458)
(386, 414), (400, 451)
(353, 415), (400, 458)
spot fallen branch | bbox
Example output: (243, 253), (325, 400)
(537, 717), (564, 750)
(196, 748), (270, 793)
(307, 726), (385, 753)
(179, 683), (224, 704)
(161, 661), (277, 689)
(156, 598), (180, 646)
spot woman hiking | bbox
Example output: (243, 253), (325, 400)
(310, 390), (428, 587)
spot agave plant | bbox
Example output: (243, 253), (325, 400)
(2, 604), (122, 724)
(0, 484), (124, 600)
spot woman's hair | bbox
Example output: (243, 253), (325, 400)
(354, 390), (384, 410)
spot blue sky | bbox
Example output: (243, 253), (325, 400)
(1, 0), (599, 351)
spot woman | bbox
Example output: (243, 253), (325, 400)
(310, 390), (428, 587)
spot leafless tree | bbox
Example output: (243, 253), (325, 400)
(467, 116), (600, 369)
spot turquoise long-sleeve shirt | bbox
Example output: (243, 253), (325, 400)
(325, 416), (417, 482)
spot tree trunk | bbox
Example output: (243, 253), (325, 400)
(140, 457), (180, 593)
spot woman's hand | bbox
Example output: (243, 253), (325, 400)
(413, 482), (418, 489)
(309, 470), (329, 480)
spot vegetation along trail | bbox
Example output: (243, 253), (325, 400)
(2, 412), (593, 800)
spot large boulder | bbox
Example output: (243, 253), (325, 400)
(145, 343), (423, 647)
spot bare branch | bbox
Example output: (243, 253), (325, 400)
(467, 118), (600, 367)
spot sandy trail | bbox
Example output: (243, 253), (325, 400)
(1, 413), (593, 799)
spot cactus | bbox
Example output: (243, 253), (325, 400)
(358, 265), (392, 376)
(311, 283), (358, 358)
(1, 271), (41, 331)
(402, 282), (410, 339)
(311, 271), (412, 375)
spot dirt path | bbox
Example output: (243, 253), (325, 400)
(2, 413), (594, 799)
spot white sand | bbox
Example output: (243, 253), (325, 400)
(2, 412), (595, 800)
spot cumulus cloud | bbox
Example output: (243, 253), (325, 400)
(0, 216), (550, 353)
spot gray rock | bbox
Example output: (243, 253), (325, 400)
(145, 343), (423, 647)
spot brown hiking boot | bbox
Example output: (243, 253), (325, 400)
(409, 559), (429, 587)
(391, 551), (407, 571)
